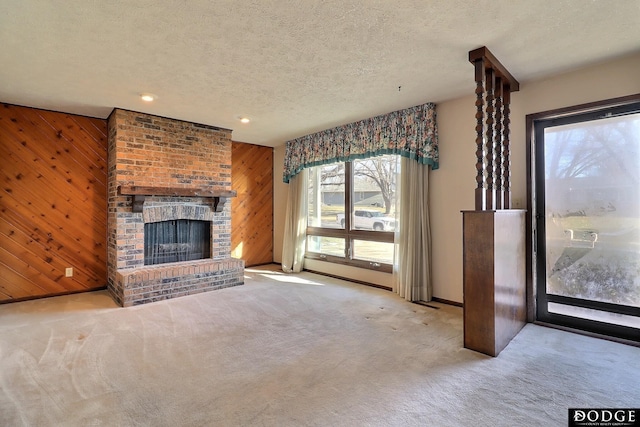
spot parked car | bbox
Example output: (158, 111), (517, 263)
(336, 210), (396, 231)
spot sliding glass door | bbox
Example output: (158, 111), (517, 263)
(534, 100), (640, 342)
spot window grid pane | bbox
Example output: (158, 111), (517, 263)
(308, 164), (345, 229)
(307, 236), (345, 258)
(352, 239), (394, 264)
(351, 155), (399, 233)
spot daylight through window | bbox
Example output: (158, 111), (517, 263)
(306, 154), (399, 272)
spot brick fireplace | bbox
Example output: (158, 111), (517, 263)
(107, 109), (244, 306)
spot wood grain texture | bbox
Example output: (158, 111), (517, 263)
(118, 185), (236, 198)
(231, 142), (273, 267)
(0, 104), (107, 302)
(462, 211), (496, 355)
(462, 210), (527, 356)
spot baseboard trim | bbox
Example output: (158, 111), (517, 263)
(432, 297), (463, 307)
(245, 262), (282, 269)
(268, 264), (464, 307)
(0, 286), (108, 305)
(303, 269), (392, 291)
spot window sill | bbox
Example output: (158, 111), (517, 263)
(305, 253), (393, 274)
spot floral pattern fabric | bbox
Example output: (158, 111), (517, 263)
(283, 102), (438, 183)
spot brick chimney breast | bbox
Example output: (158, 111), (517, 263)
(106, 109), (243, 307)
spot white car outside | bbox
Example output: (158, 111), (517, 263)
(336, 210), (396, 231)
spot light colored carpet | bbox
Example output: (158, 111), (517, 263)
(0, 265), (638, 426)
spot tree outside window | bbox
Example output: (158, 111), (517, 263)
(306, 155), (399, 271)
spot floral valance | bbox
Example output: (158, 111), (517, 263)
(283, 102), (438, 183)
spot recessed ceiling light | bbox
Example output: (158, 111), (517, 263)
(239, 117), (250, 124)
(140, 93), (156, 102)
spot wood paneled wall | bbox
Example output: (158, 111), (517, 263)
(231, 142), (273, 266)
(0, 104), (108, 302)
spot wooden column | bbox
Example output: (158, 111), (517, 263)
(502, 88), (512, 209)
(494, 79), (503, 209)
(485, 68), (495, 210)
(474, 60), (486, 210)
(464, 47), (524, 357)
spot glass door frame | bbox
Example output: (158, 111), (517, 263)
(527, 94), (640, 343)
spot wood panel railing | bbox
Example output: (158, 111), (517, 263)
(469, 46), (520, 210)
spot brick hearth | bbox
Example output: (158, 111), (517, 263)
(107, 109), (244, 307)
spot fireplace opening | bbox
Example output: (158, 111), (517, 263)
(144, 219), (211, 265)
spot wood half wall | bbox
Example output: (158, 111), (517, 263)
(231, 141), (273, 266)
(0, 104), (108, 302)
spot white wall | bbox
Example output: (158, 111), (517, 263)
(429, 95), (476, 302)
(273, 52), (640, 301)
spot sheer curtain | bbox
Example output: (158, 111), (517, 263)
(393, 157), (432, 302)
(281, 169), (308, 273)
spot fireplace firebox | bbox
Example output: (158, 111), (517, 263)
(144, 219), (211, 265)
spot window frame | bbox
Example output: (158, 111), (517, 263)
(526, 93), (640, 342)
(305, 160), (396, 273)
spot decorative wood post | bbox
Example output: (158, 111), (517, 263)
(502, 88), (512, 209)
(474, 60), (486, 210)
(469, 47), (519, 210)
(494, 78), (503, 209)
(463, 47), (525, 357)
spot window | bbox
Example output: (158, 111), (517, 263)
(306, 154), (399, 272)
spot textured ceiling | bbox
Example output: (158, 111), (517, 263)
(1, 1), (639, 146)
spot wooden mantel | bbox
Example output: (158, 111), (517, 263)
(118, 185), (237, 213)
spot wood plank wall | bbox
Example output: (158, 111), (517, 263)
(231, 142), (273, 266)
(0, 104), (108, 302)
